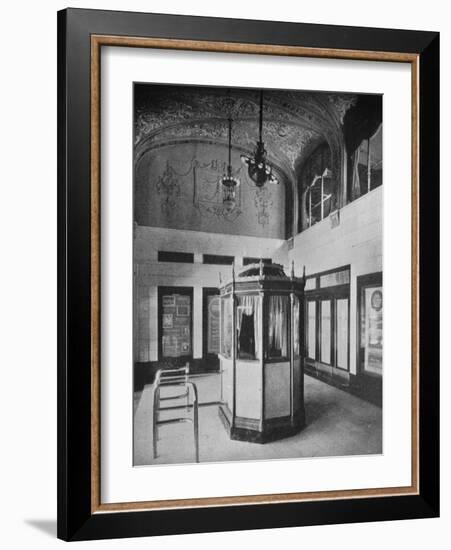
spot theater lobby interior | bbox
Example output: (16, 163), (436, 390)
(133, 84), (383, 466)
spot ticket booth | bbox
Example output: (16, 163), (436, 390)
(218, 261), (306, 443)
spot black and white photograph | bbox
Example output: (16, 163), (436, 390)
(133, 83), (383, 466)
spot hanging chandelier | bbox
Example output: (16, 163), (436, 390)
(221, 117), (240, 211)
(241, 90), (279, 187)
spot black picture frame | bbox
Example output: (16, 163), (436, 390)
(57, 7), (439, 541)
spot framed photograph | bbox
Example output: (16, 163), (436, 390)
(162, 314), (173, 329)
(162, 295), (175, 307)
(176, 306), (190, 317)
(57, 8), (439, 541)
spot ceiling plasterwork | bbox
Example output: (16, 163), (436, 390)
(135, 87), (357, 174)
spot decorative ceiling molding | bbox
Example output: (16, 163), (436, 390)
(326, 94), (359, 124)
(135, 120), (315, 180)
(134, 86), (357, 173)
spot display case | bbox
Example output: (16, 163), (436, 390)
(218, 261), (306, 443)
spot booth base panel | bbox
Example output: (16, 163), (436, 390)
(218, 404), (305, 444)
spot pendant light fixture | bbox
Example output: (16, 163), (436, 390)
(241, 90), (279, 187)
(221, 117), (240, 211)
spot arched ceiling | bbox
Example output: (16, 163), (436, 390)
(134, 85), (357, 182)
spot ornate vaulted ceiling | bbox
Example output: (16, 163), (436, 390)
(134, 85), (357, 182)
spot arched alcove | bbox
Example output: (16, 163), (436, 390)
(135, 141), (290, 239)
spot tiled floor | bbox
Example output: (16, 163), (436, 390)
(133, 373), (382, 466)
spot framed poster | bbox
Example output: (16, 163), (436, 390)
(158, 288), (193, 360)
(57, 8), (439, 541)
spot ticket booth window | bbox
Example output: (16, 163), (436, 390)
(221, 295), (233, 358)
(237, 295), (261, 360)
(267, 295), (289, 359)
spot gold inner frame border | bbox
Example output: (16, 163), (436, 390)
(90, 34), (420, 514)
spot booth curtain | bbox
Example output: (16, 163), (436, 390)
(268, 295), (289, 357)
(293, 295), (300, 356)
(236, 295), (261, 360)
(221, 296), (233, 358)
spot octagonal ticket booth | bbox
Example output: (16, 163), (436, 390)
(218, 261), (306, 443)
